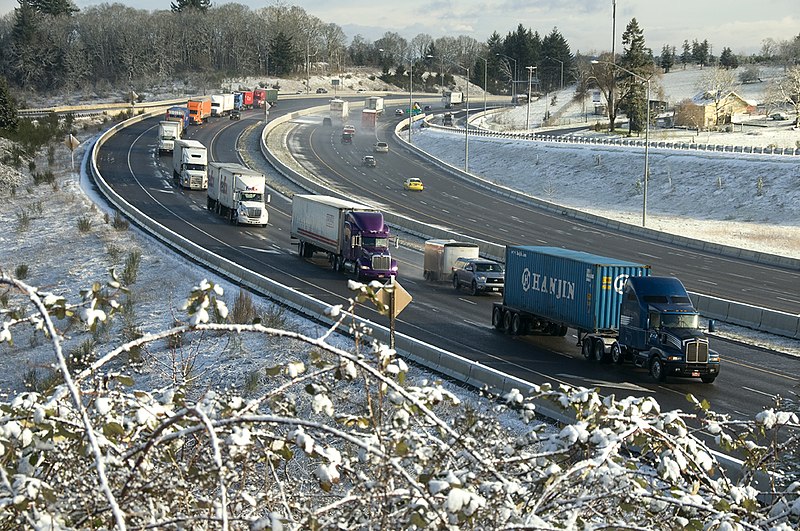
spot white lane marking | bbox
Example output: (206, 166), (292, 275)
(696, 279), (718, 286)
(555, 374), (654, 393)
(741, 386), (777, 398)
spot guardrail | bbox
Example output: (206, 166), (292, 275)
(426, 107), (800, 157)
(19, 97), (194, 118)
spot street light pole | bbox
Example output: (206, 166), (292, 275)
(546, 56), (565, 91)
(525, 66), (535, 130)
(481, 57), (487, 116)
(592, 59), (651, 227)
(465, 66), (469, 171)
(408, 61), (413, 143)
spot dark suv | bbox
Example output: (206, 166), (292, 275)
(452, 258), (505, 295)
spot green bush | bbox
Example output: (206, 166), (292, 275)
(15, 264), (29, 280)
(77, 216), (92, 233)
(16, 210), (30, 232)
(231, 289), (258, 324)
(121, 249), (141, 285)
(112, 211), (129, 231)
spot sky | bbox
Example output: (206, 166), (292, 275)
(0, 1), (797, 55)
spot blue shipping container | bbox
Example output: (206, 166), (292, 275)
(504, 246), (651, 333)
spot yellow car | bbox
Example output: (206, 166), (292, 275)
(403, 178), (424, 191)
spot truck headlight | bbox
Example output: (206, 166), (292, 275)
(360, 265), (370, 270)
(477, 275), (487, 282)
(391, 265), (398, 271)
(667, 355), (683, 362)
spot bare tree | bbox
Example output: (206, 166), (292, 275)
(410, 32), (433, 60)
(765, 65), (800, 124)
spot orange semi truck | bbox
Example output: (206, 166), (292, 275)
(188, 97), (212, 125)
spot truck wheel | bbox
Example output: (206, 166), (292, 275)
(452, 275), (459, 290)
(502, 311), (513, 334)
(610, 342), (625, 364)
(700, 375), (716, 384)
(650, 358), (666, 382)
(510, 313), (523, 335)
(593, 339), (608, 363)
(492, 307), (503, 330)
(470, 281), (479, 296)
(581, 339), (593, 360)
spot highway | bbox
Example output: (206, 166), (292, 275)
(93, 96), (800, 431)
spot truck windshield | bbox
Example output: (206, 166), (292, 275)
(659, 313), (699, 329)
(240, 191), (263, 202)
(185, 163), (205, 171)
(362, 236), (388, 248)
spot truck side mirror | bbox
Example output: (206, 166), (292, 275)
(233, 191), (240, 202)
(265, 193), (271, 204)
(708, 319), (716, 333)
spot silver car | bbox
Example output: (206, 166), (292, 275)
(452, 257), (505, 295)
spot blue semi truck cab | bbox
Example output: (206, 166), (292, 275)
(493, 246), (720, 383)
(614, 276), (720, 383)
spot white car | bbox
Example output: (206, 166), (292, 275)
(395, 109), (404, 116)
(374, 141), (389, 153)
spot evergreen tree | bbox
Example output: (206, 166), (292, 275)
(26, 0), (78, 16)
(0, 76), (19, 132)
(692, 39), (710, 66)
(618, 18), (652, 134)
(268, 31), (294, 76)
(9, 0), (40, 88)
(719, 47), (738, 69)
(681, 40), (692, 68)
(540, 27), (572, 92)
(660, 44), (675, 73)
(170, 0), (211, 13)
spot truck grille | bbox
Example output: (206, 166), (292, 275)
(486, 277), (504, 285)
(685, 340), (709, 363)
(244, 207), (262, 218)
(371, 255), (391, 271)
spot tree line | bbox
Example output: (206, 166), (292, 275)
(0, 0), (798, 134)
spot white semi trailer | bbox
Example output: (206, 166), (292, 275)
(172, 139), (207, 190)
(207, 162), (269, 227)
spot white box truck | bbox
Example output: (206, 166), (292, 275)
(158, 120), (182, 153)
(172, 139), (208, 190)
(329, 98), (349, 121)
(207, 162), (269, 227)
(211, 93), (235, 117)
(423, 239), (480, 281)
(365, 96), (384, 114)
(443, 91), (463, 108)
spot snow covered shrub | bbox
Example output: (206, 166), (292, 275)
(0, 272), (797, 530)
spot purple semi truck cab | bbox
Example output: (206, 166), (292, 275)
(345, 211), (397, 281)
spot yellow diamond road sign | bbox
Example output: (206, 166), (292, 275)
(377, 280), (413, 316)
